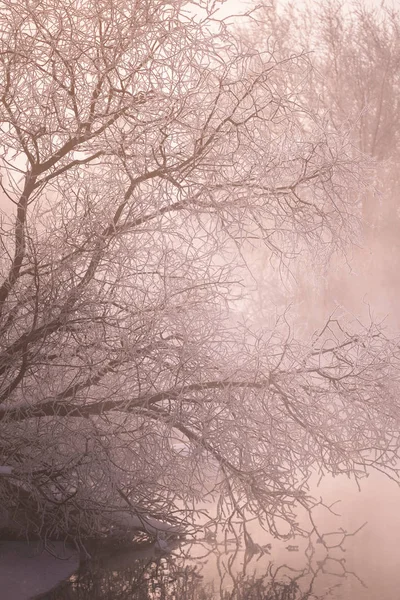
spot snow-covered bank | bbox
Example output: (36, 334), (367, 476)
(0, 541), (79, 600)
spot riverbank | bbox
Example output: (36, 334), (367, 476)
(0, 541), (79, 600)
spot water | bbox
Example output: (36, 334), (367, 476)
(36, 470), (400, 599)
(33, 542), (363, 600)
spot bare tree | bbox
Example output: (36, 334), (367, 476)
(0, 0), (398, 548)
(304, 0), (400, 323)
(245, 1), (400, 326)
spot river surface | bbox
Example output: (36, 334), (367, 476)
(36, 469), (400, 599)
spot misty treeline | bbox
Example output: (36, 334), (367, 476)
(243, 0), (400, 332)
(0, 0), (399, 548)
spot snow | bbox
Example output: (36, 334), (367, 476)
(0, 541), (79, 600)
(111, 511), (184, 536)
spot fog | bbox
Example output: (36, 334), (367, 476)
(1, 0), (400, 598)
(219, 1), (400, 597)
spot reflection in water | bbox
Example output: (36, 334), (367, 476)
(37, 536), (363, 600)
(34, 471), (400, 599)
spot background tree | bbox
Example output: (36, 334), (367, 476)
(311, 0), (400, 324)
(0, 0), (399, 549)
(243, 0), (400, 329)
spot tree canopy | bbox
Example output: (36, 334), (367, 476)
(0, 0), (399, 548)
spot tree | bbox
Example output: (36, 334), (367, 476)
(0, 0), (399, 549)
(245, 0), (400, 327)
(306, 0), (400, 324)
